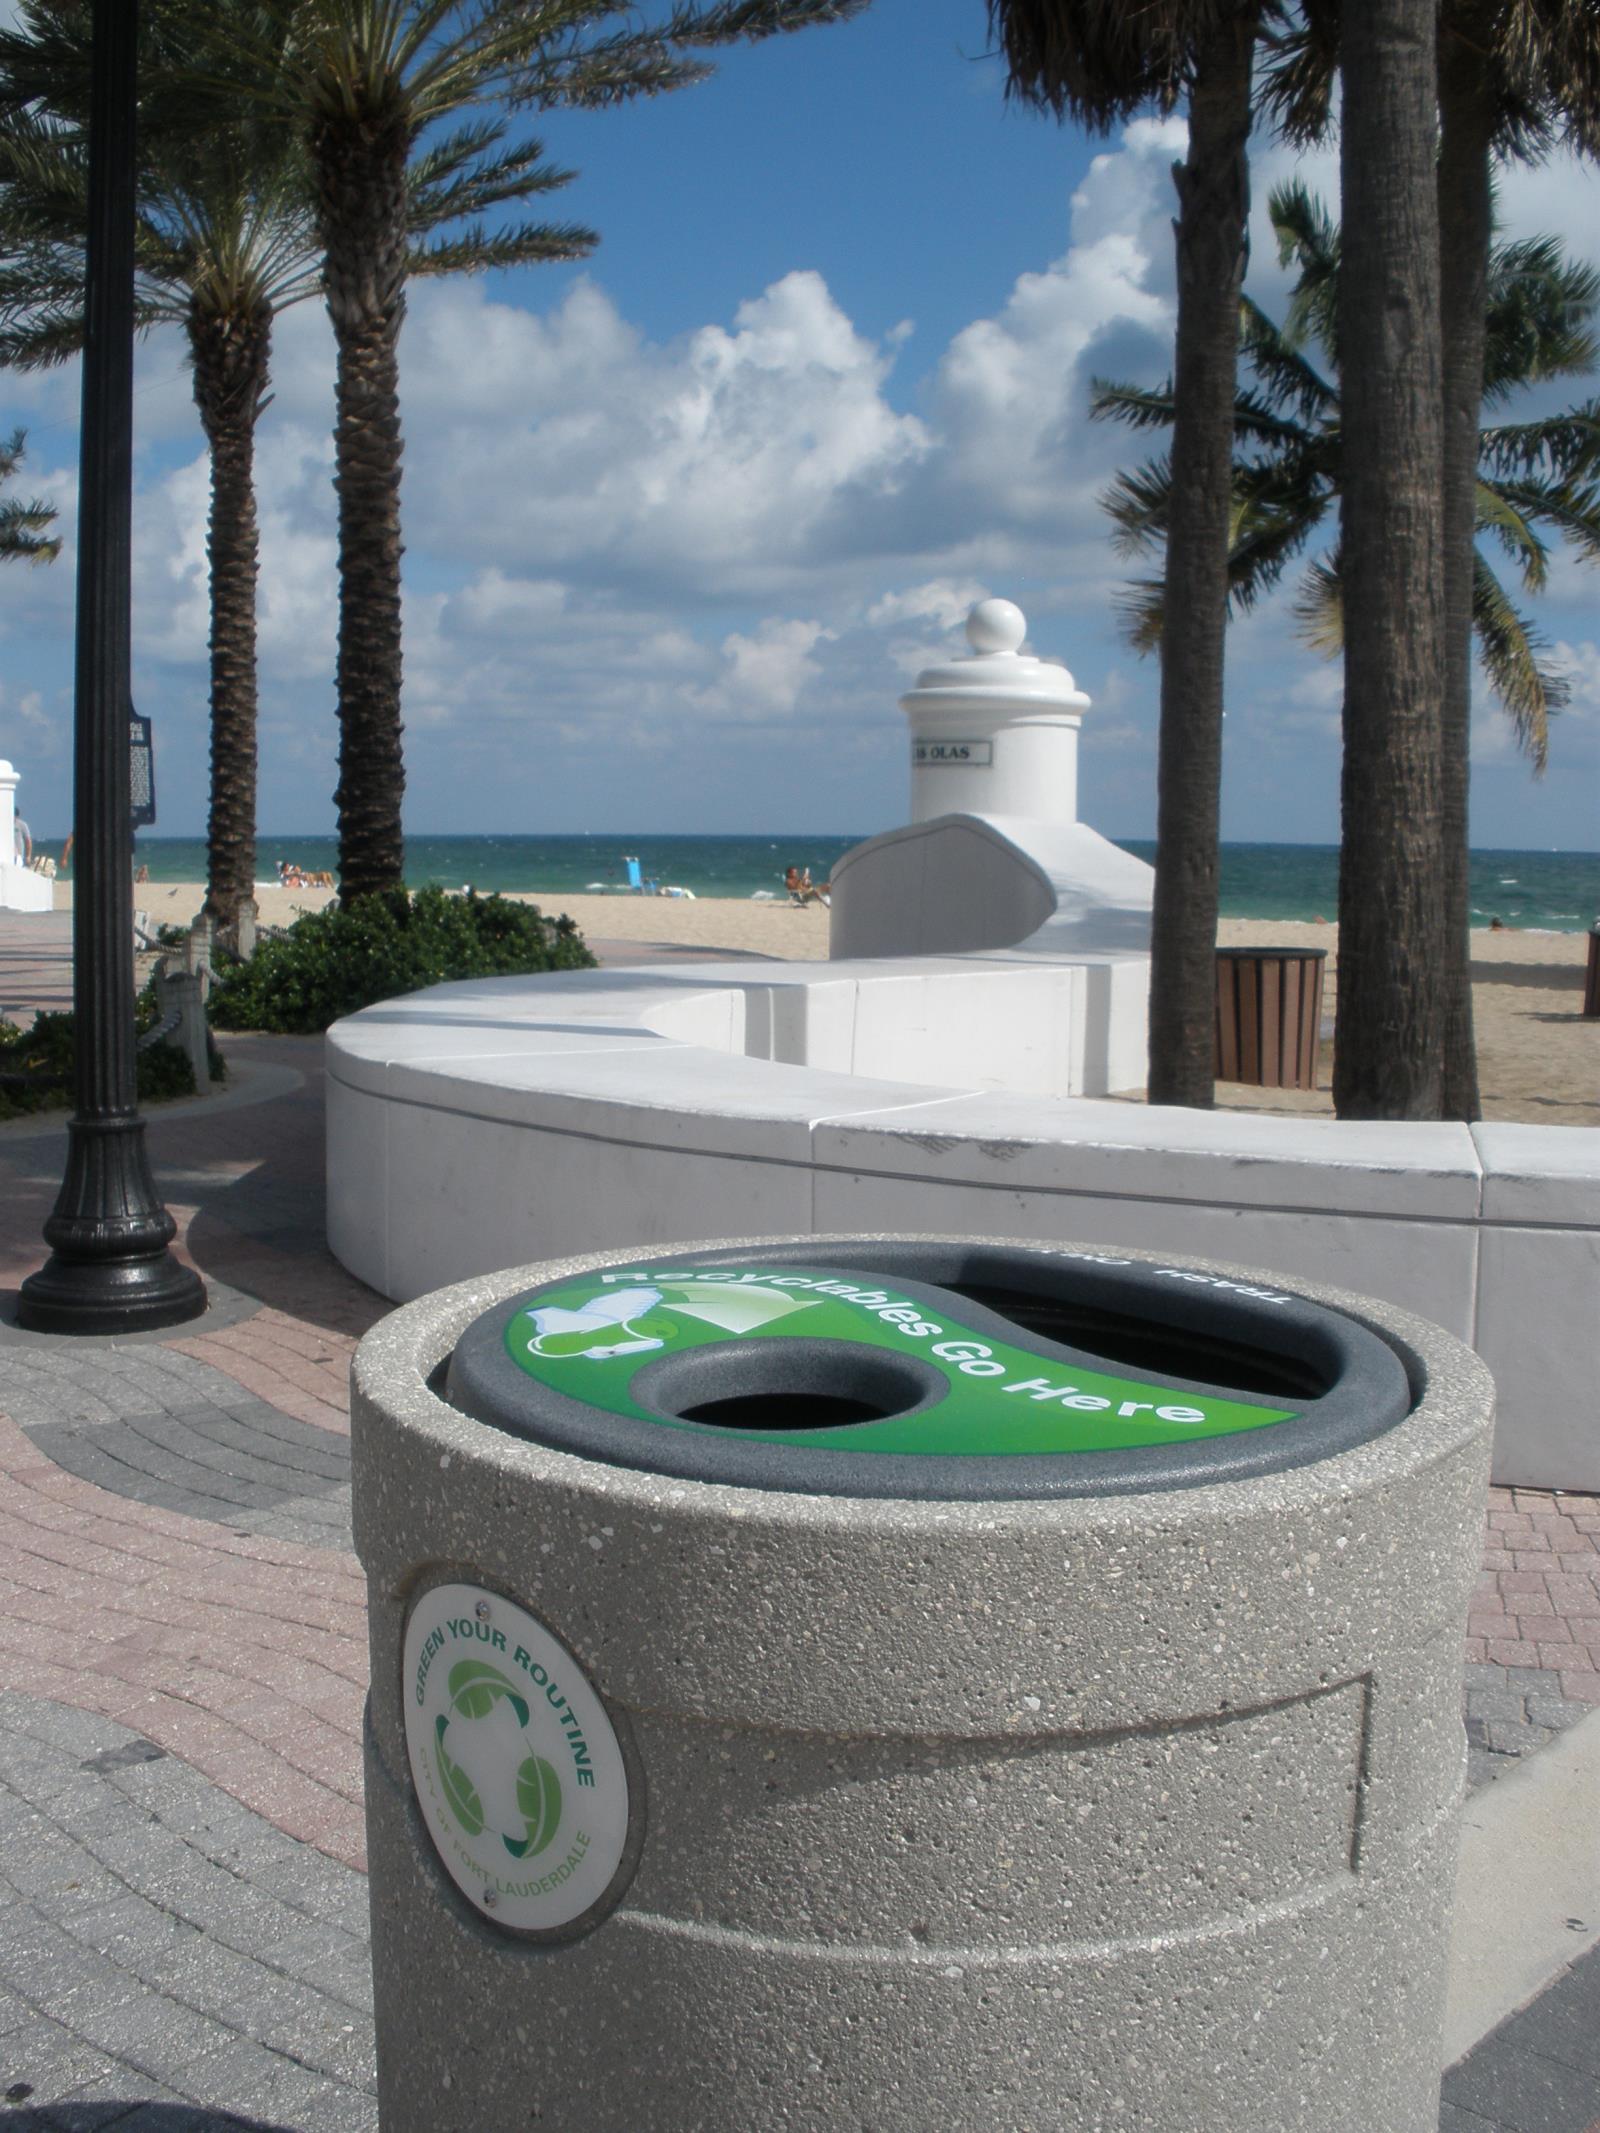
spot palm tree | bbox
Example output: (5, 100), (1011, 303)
(1271, 0), (1600, 1116)
(0, 0), (630, 923)
(0, 424), (58, 560)
(989, 0), (1269, 1110)
(0, 1), (324, 929)
(1092, 185), (1600, 776)
(0, 123), (322, 931)
(195, 0), (869, 903)
(1329, 0), (1448, 1118)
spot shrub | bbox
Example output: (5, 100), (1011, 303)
(207, 885), (596, 1035)
(0, 994), (219, 1121)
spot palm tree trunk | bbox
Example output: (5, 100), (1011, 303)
(1332, 0), (1447, 1119)
(315, 114), (410, 903)
(1146, 0), (1259, 1110)
(191, 301), (270, 932)
(1436, 21), (1494, 1121)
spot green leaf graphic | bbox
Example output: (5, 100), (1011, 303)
(504, 1754), (562, 1860)
(434, 1717), (484, 1836)
(447, 1659), (529, 1726)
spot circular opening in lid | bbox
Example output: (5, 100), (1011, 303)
(641, 1342), (937, 1435)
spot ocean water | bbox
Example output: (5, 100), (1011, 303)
(118, 833), (1600, 932)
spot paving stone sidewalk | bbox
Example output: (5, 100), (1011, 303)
(0, 996), (1596, 2127)
(1466, 1489), (1600, 1785)
(0, 1692), (374, 2130)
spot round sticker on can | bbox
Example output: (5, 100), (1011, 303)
(402, 1581), (633, 1935)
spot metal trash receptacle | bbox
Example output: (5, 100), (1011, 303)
(353, 1234), (1493, 2133)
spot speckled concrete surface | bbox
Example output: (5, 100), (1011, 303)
(354, 1235), (1495, 2133)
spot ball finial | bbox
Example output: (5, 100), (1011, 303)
(966, 598), (1026, 656)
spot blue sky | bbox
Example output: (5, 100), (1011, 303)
(1, 0), (1597, 849)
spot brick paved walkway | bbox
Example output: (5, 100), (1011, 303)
(0, 930), (1596, 2125)
(1466, 1489), (1600, 1782)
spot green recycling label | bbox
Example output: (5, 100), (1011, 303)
(504, 1267), (1296, 1455)
(403, 1583), (632, 1933)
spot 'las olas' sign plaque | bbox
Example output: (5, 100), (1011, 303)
(913, 738), (992, 767)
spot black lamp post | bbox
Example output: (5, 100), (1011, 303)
(18, 0), (205, 1335)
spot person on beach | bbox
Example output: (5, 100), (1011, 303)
(786, 865), (829, 907)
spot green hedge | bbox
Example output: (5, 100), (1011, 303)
(0, 1004), (212, 1121)
(207, 885), (596, 1035)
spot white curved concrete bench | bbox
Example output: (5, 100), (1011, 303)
(327, 953), (1598, 1491)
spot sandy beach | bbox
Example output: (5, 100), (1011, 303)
(89, 878), (1597, 1128)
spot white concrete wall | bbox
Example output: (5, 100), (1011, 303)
(0, 759), (52, 912)
(828, 813), (1153, 1093)
(326, 960), (1599, 1492)
(0, 864), (52, 912)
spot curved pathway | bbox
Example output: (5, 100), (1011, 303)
(1, 1034), (381, 2127)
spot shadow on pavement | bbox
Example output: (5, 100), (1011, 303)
(2, 2108), (297, 2131)
(152, 1033), (388, 1340)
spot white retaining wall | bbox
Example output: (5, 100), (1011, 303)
(326, 957), (1599, 1492)
(0, 759), (52, 912)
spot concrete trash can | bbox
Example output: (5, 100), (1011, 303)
(353, 1235), (1494, 2133)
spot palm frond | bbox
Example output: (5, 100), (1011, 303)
(1099, 456), (1172, 559)
(985, 0), (1219, 125)
(1236, 309), (1336, 423)
(1257, 0), (1338, 145)
(1489, 472), (1600, 568)
(1230, 383), (1329, 450)
(1483, 235), (1600, 399)
(407, 218), (597, 278)
(1226, 463), (1329, 605)
(1474, 480), (1551, 590)
(1479, 401), (1600, 483)
(1267, 181), (1340, 358)
(510, 33), (714, 113)
(0, 426), (58, 562)
(1113, 576), (1166, 654)
(1291, 551), (1344, 657)
(1087, 376), (1175, 432)
(1470, 553), (1561, 772)
(407, 130), (578, 228)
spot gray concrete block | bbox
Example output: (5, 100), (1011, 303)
(1463, 1687), (1532, 1725)
(1485, 1719), (1555, 1756)
(1523, 1695), (1590, 1734)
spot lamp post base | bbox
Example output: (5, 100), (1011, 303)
(18, 1248), (206, 1335)
(17, 1115), (207, 1336)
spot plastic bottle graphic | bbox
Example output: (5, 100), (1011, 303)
(523, 1287), (675, 1360)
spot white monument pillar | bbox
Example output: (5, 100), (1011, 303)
(901, 598), (1089, 826)
(829, 599), (1154, 1090)
(0, 759), (55, 911)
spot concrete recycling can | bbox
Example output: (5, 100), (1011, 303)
(352, 1235), (1495, 2133)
